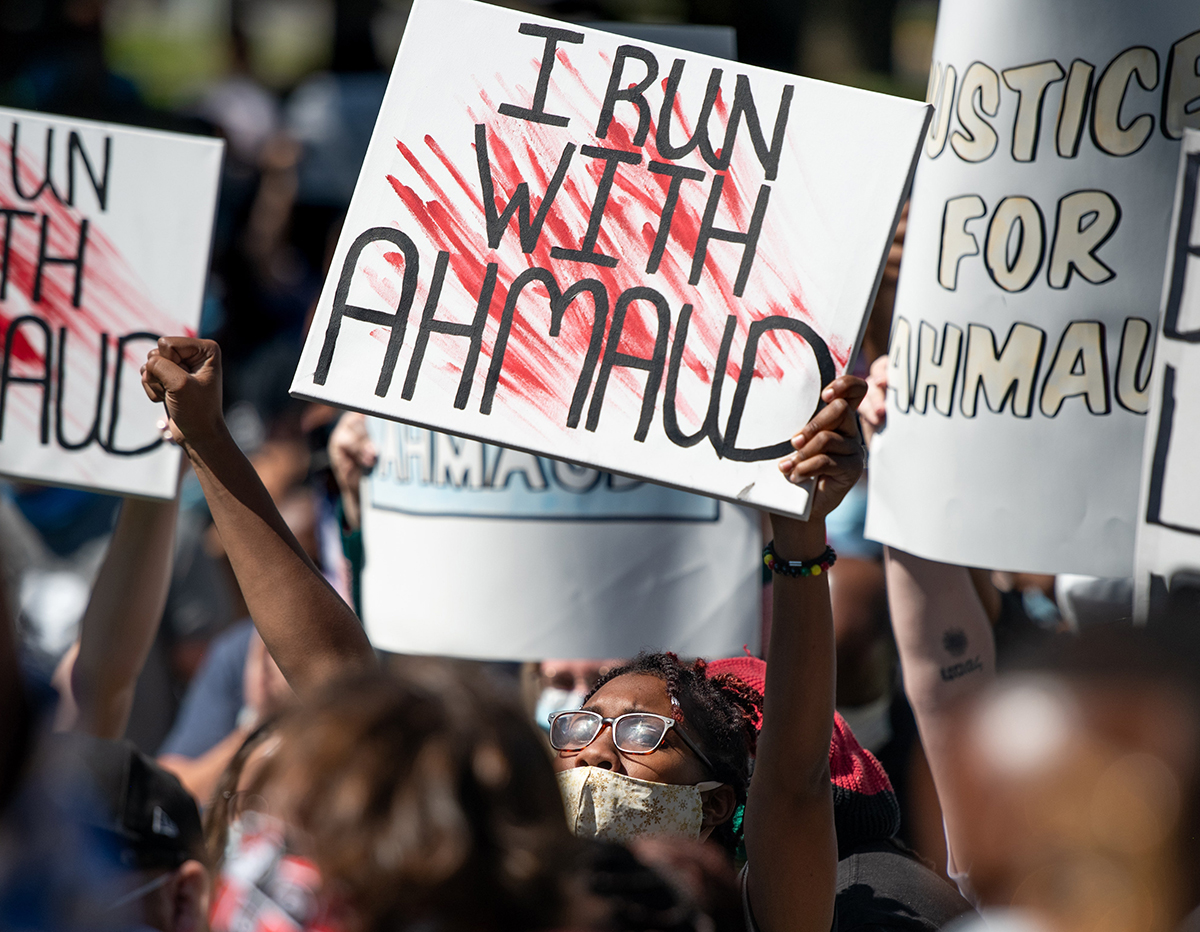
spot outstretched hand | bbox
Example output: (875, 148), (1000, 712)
(140, 337), (224, 449)
(859, 355), (888, 447)
(328, 412), (377, 531)
(776, 375), (867, 522)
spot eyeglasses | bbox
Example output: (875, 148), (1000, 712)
(548, 710), (715, 772)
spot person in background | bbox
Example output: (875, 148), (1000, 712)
(207, 664), (582, 932)
(528, 658), (624, 731)
(326, 410), (374, 612)
(158, 629), (293, 804)
(201, 719), (280, 871)
(2, 486), (213, 932)
(918, 614), (1200, 932)
(47, 735), (209, 932)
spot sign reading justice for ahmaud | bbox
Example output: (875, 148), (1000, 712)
(868, 0), (1200, 575)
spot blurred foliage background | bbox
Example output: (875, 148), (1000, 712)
(2, 0), (935, 113)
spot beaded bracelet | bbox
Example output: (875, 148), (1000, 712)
(762, 541), (837, 578)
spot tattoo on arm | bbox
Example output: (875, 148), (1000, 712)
(939, 628), (982, 682)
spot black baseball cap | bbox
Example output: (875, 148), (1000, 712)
(48, 734), (204, 871)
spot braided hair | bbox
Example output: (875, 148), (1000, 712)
(583, 652), (763, 854)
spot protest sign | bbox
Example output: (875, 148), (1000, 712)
(0, 108), (222, 499)
(867, 0), (1200, 575)
(1135, 129), (1200, 619)
(359, 418), (760, 660)
(289, 0), (930, 520)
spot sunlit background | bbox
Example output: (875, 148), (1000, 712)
(4, 0), (936, 111)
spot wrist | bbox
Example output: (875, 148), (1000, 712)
(340, 493), (362, 532)
(769, 515), (827, 562)
(180, 420), (234, 463)
(764, 541), (836, 578)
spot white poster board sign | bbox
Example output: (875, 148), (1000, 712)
(1135, 129), (1200, 619)
(361, 419), (760, 659)
(867, 0), (1200, 575)
(0, 108), (222, 499)
(290, 0), (929, 520)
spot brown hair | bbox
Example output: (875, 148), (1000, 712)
(247, 661), (576, 932)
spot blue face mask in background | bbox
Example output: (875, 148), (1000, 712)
(535, 687), (590, 732)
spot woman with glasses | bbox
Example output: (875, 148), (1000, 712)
(543, 380), (864, 932)
(141, 336), (867, 932)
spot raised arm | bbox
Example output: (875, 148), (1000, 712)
(141, 337), (375, 695)
(67, 493), (181, 738)
(745, 376), (867, 932)
(882, 547), (996, 882)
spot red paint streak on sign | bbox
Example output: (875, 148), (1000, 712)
(353, 52), (848, 436)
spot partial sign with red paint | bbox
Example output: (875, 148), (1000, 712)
(0, 108), (222, 499)
(289, 0), (930, 518)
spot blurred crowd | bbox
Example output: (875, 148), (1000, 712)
(2, 3), (1199, 932)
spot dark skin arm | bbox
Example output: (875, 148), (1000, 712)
(746, 376), (867, 932)
(141, 338), (375, 696)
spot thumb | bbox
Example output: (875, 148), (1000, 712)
(143, 353), (192, 394)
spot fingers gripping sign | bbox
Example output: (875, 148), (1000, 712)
(776, 375), (867, 521)
(140, 338), (225, 448)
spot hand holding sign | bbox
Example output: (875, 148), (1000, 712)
(328, 411), (377, 531)
(778, 375), (867, 521)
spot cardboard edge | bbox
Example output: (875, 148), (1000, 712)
(1132, 127), (1200, 622)
(290, 387), (816, 522)
(0, 446), (184, 502)
(845, 102), (933, 370)
(0, 105), (229, 151)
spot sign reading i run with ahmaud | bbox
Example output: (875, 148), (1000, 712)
(290, 0), (930, 519)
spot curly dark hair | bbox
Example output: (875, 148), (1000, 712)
(583, 652), (763, 854)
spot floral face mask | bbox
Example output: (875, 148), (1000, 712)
(556, 767), (723, 844)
